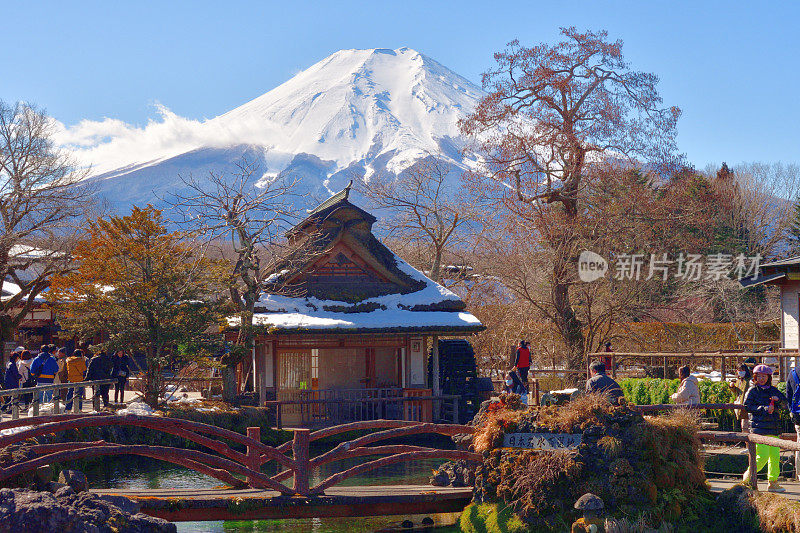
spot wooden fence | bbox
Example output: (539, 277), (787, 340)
(629, 402), (800, 490)
(266, 394), (462, 429)
(0, 379), (118, 419)
(587, 351), (799, 381)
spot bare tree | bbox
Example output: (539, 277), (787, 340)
(0, 100), (92, 358)
(461, 28), (682, 373)
(357, 156), (479, 285)
(168, 160), (298, 402)
(710, 162), (800, 258)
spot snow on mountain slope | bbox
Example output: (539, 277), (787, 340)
(60, 48), (485, 211)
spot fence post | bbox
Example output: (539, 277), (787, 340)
(246, 427), (261, 486)
(747, 439), (758, 490)
(93, 386), (100, 412)
(452, 397), (459, 424)
(52, 388), (60, 415)
(72, 387), (80, 413)
(292, 428), (310, 496)
(32, 392), (39, 417)
(276, 404), (282, 430)
(11, 392), (19, 419)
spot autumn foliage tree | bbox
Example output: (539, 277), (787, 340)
(461, 28), (682, 373)
(50, 206), (226, 407)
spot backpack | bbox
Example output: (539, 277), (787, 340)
(790, 369), (800, 419)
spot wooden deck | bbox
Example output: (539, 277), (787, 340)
(708, 479), (800, 501)
(91, 484), (473, 521)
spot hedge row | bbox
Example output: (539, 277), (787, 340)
(619, 378), (735, 406)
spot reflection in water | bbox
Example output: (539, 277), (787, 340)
(91, 456), (460, 533)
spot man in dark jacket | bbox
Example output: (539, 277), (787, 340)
(586, 361), (624, 405)
(86, 351), (112, 408)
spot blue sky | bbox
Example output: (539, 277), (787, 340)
(2, 1), (798, 168)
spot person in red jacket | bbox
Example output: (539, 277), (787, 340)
(513, 340), (531, 384)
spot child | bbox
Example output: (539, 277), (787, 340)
(743, 364), (787, 492)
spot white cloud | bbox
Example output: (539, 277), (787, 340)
(52, 103), (252, 176)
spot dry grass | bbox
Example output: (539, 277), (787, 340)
(717, 483), (800, 532)
(606, 516), (674, 533)
(598, 435), (624, 460)
(472, 408), (524, 453)
(511, 450), (581, 522)
(537, 392), (618, 433)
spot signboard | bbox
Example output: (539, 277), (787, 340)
(503, 432), (582, 450)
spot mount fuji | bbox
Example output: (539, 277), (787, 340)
(61, 47), (485, 212)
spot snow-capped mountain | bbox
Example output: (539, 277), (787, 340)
(65, 47), (484, 211)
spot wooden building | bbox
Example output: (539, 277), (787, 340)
(228, 186), (484, 424)
(740, 256), (800, 376)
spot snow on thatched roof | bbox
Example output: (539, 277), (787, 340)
(241, 253), (483, 333)
(232, 186), (483, 335)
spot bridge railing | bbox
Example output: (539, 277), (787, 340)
(1, 378), (118, 419)
(0, 414), (479, 496)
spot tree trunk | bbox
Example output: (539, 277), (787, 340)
(553, 280), (585, 382)
(222, 365), (237, 403)
(553, 198), (585, 383)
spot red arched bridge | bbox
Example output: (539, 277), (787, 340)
(0, 414), (479, 521)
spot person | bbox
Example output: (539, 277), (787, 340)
(512, 340), (531, 384)
(763, 346), (779, 371)
(112, 350), (130, 404)
(64, 349), (87, 412)
(786, 362), (800, 481)
(29, 345), (59, 404)
(671, 366), (700, 406)
(17, 349), (34, 409)
(744, 364), (787, 492)
(504, 370), (528, 405)
(586, 361), (624, 405)
(601, 341), (614, 371)
(729, 362), (752, 431)
(86, 350), (112, 408)
(2, 351), (22, 412)
(55, 347), (69, 404)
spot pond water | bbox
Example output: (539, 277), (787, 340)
(90, 456), (462, 533)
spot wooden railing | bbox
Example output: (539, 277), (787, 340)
(0, 414), (479, 496)
(697, 430), (800, 490)
(588, 351), (799, 381)
(629, 402), (800, 491)
(0, 379), (118, 419)
(266, 394), (462, 429)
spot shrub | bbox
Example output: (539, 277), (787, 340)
(619, 378), (734, 405)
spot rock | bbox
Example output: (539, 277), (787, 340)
(0, 488), (175, 533)
(46, 482), (68, 493)
(429, 460), (476, 487)
(97, 494), (140, 515)
(53, 486), (74, 499)
(34, 466), (53, 486)
(58, 469), (87, 493)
